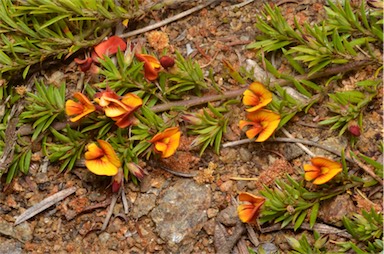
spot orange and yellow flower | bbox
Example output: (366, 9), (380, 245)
(135, 53), (161, 81)
(95, 89), (143, 128)
(239, 109), (280, 142)
(149, 127), (181, 158)
(65, 92), (96, 122)
(237, 192), (266, 223)
(84, 140), (121, 176)
(243, 82), (273, 112)
(304, 157), (342, 185)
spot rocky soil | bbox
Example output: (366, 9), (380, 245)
(0, 0), (382, 253)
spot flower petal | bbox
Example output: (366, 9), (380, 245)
(97, 140), (121, 168)
(237, 204), (258, 223)
(239, 120), (253, 130)
(242, 90), (260, 106)
(121, 93), (143, 109)
(154, 142), (168, 153)
(135, 53), (161, 81)
(162, 131), (181, 158)
(104, 104), (128, 118)
(150, 127), (180, 143)
(94, 36), (126, 60)
(311, 157), (342, 169)
(312, 167), (342, 185)
(65, 100), (83, 116)
(85, 156), (118, 176)
(255, 118), (280, 142)
(245, 126), (262, 139)
(84, 143), (104, 160)
(114, 112), (137, 128)
(239, 192), (266, 204)
(243, 82), (273, 112)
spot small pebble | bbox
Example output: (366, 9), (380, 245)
(239, 147), (252, 162)
(219, 180), (233, 192)
(98, 232), (111, 243)
(207, 208), (219, 218)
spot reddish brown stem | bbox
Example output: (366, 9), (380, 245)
(151, 60), (372, 113)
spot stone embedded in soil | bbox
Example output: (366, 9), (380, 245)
(0, 238), (23, 254)
(0, 221), (34, 242)
(216, 205), (238, 227)
(318, 194), (356, 227)
(150, 179), (211, 253)
(131, 193), (157, 219)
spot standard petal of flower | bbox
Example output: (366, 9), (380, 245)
(312, 167), (342, 185)
(84, 143), (104, 160)
(97, 140), (121, 168)
(136, 53), (161, 81)
(244, 82), (273, 112)
(242, 90), (260, 106)
(85, 157), (119, 176)
(150, 127), (180, 143)
(238, 192), (265, 204)
(311, 157), (342, 169)
(237, 204), (258, 223)
(65, 100), (83, 116)
(94, 36), (127, 60)
(65, 93), (95, 122)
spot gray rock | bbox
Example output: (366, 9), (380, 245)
(0, 221), (34, 242)
(216, 206), (238, 227)
(318, 194), (356, 227)
(150, 179), (211, 253)
(98, 232), (110, 243)
(260, 242), (279, 254)
(0, 239), (23, 254)
(284, 143), (304, 161)
(132, 193), (157, 219)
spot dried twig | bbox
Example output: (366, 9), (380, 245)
(281, 127), (315, 157)
(121, 187), (129, 214)
(260, 222), (352, 239)
(352, 156), (383, 185)
(222, 137), (355, 163)
(101, 191), (118, 231)
(151, 60), (372, 113)
(15, 186), (77, 225)
(120, 0), (219, 38)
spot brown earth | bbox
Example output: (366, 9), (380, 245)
(0, 1), (382, 254)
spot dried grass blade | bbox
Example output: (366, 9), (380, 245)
(15, 186), (77, 225)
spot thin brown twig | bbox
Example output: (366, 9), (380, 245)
(120, 0), (219, 38)
(352, 156), (383, 185)
(15, 61), (373, 138)
(222, 137), (355, 163)
(260, 222), (352, 238)
(281, 127), (315, 157)
(101, 191), (119, 231)
(15, 186), (77, 225)
(151, 60), (372, 113)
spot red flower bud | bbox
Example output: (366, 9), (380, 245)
(348, 124), (361, 137)
(160, 56), (175, 69)
(127, 162), (147, 181)
(111, 168), (124, 193)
